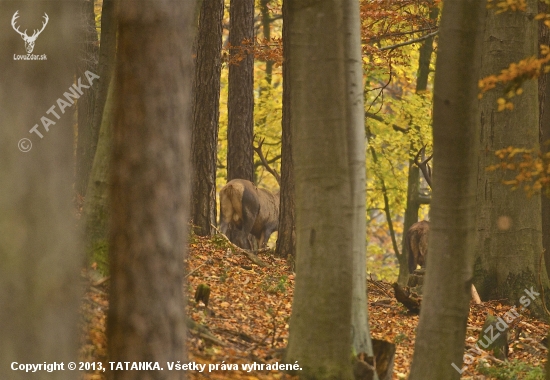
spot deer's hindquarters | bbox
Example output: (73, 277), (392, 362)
(219, 179), (279, 249)
(407, 220), (429, 273)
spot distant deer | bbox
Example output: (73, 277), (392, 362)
(406, 146), (432, 273)
(219, 138), (280, 250)
(406, 146), (480, 303)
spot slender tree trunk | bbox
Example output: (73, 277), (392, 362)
(408, 1), (486, 378)
(415, 3), (438, 93)
(398, 160), (420, 285)
(398, 2), (438, 285)
(260, 0), (273, 85)
(285, 0), (374, 377)
(107, 2), (196, 379)
(89, 0), (116, 181)
(0, 3), (79, 379)
(191, 0), (224, 236)
(75, 0), (99, 197)
(84, 74), (115, 275)
(227, 0), (254, 182)
(275, 0), (296, 261)
(474, 0), (550, 314)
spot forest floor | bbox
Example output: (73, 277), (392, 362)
(80, 234), (549, 379)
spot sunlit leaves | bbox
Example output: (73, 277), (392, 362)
(486, 0), (527, 13)
(486, 145), (550, 197)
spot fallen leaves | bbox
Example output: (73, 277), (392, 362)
(79, 235), (549, 379)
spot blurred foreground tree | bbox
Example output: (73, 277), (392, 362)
(0, 3), (79, 379)
(107, 2), (196, 378)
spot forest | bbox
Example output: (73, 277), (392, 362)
(3, 0), (550, 379)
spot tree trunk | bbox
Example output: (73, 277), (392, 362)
(398, 161), (419, 285)
(191, 0), (224, 236)
(539, 0), (550, 297)
(227, 0), (254, 182)
(0, 4), (79, 379)
(275, 0), (296, 261)
(415, 3), (438, 93)
(474, 0), (550, 314)
(285, 0), (374, 377)
(88, 0), (116, 187)
(260, 0), (273, 85)
(408, 1), (486, 378)
(107, 2), (196, 379)
(75, 0), (99, 197)
(84, 74), (115, 275)
(398, 2), (438, 286)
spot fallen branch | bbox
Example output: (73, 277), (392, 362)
(210, 224), (270, 267)
(185, 263), (206, 278)
(186, 317), (227, 347)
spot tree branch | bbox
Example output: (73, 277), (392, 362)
(379, 30), (439, 52)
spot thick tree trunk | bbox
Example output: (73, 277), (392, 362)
(408, 1), (486, 378)
(275, 0), (296, 261)
(539, 0), (550, 297)
(285, 0), (374, 377)
(75, 0), (99, 197)
(84, 75), (114, 275)
(0, 4), (79, 379)
(107, 2), (196, 379)
(474, 0), (550, 314)
(191, 0), (224, 236)
(227, 0), (254, 182)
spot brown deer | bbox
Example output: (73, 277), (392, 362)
(406, 146), (481, 303)
(219, 179), (279, 250)
(406, 147), (432, 273)
(219, 138), (281, 250)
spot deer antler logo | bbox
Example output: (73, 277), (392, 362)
(11, 11), (49, 54)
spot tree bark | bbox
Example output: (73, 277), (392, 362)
(260, 0), (273, 85)
(107, 2), (196, 379)
(88, 0), (116, 193)
(285, 0), (374, 377)
(191, 0), (224, 236)
(84, 74), (115, 275)
(408, 1), (486, 378)
(227, 0), (255, 182)
(275, 0), (296, 261)
(75, 0), (99, 197)
(539, 0), (550, 296)
(399, 2), (438, 286)
(474, 0), (550, 314)
(0, 3), (79, 379)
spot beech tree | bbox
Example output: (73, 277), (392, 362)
(107, 2), (196, 378)
(285, 0), (374, 377)
(474, 0), (550, 311)
(0, 4), (79, 379)
(191, 0), (224, 236)
(227, 0), (255, 181)
(408, 0), (486, 378)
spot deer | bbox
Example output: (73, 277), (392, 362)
(406, 147), (432, 273)
(219, 138), (280, 250)
(405, 146), (481, 304)
(11, 11), (49, 54)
